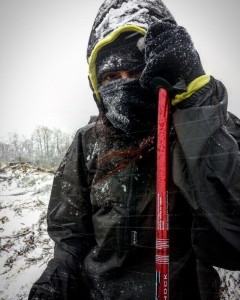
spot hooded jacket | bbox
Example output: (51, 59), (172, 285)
(29, 1), (240, 299)
(87, 0), (176, 105)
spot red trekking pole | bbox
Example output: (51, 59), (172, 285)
(154, 79), (170, 300)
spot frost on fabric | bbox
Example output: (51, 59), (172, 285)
(121, 184), (127, 192)
(88, 0), (176, 57)
(99, 78), (133, 132)
(95, 5), (150, 36)
(91, 177), (113, 207)
(104, 86), (130, 129)
(95, 0), (170, 38)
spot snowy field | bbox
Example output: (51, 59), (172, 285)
(0, 162), (239, 299)
(0, 163), (54, 300)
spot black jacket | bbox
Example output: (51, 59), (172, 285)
(29, 1), (240, 299)
(29, 77), (240, 300)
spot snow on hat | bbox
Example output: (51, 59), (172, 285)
(87, 0), (176, 59)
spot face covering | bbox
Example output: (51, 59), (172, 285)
(99, 78), (157, 137)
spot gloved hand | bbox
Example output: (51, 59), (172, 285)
(140, 21), (205, 89)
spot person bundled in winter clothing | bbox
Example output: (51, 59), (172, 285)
(29, 0), (240, 299)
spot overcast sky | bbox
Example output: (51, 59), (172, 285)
(0, 0), (240, 139)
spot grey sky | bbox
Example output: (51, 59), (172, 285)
(0, 0), (240, 138)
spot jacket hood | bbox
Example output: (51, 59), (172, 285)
(87, 0), (176, 104)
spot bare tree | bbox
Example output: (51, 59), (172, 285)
(0, 126), (73, 169)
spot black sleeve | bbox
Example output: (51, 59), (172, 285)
(172, 77), (240, 270)
(29, 130), (95, 300)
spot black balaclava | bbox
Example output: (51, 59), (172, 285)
(99, 78), (157, 137)
(97, 32), (157, 137)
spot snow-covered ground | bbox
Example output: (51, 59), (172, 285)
(215, 267), (240, 300)
(0, 163), (54, 300)
(0, 162), (239, 299)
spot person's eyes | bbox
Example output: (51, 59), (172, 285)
(101, 72), (120, 84)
